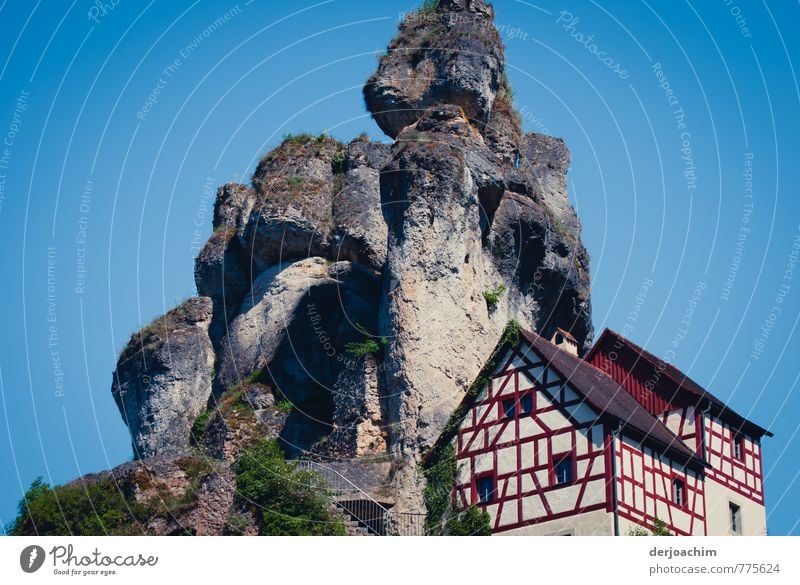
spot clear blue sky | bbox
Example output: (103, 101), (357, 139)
(0, 0), (798, 535)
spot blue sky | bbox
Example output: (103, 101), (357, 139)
(0, 0), (798, 535)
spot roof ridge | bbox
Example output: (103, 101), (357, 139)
(521, 328), (705, 468)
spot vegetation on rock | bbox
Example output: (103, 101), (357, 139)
(234, 439), (345, 535)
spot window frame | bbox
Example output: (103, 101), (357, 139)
(475, 474), (495, 505)
(551, 451), (576, 486)
(671, 476), (686, 508)
(519, 392), (533, 415)
(729, 501), (742, 535)
(733, 434), (744, 461)
(501, 397), (516, 419)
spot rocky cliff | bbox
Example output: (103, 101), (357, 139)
(23, 0), (594, 535)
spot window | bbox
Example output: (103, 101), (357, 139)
(502, 398), (516, 419)
(729, 502), (742, 534)
(553, 454), (574, 485)
(672, 478), (685, 507)
(476, 476), (494, 504)
(733, 435), (744, 460)
(520, 393), (533, 415)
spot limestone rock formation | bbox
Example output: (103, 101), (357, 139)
(88, 0), (595, 533)
(365, 0), (503, 139)
(112, 297), (215, 459)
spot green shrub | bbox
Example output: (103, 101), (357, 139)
(274, 400), (294, 413)
(191, 411), (211, 444)
(422, 445), (491, 536)
(483, 283), (507, 309)
(345, 339), (381, 356)
(332, 149), (346, 175)
(234, 439), (345, 535)
(224, 513), (251, 535)
(628, 518), (672, 536)
(287, 176), (305, 188)
(447, 506), (492, 536)
(282, 132), (315, 145)
(8, 477), (146, 536)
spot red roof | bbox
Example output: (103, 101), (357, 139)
(521, 330), (706, 469)
(587, 329), (772, 439)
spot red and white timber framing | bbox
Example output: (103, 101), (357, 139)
(454, 343), (608, 534)
(614, 434), (706, 535)
(589, 333), (767, 512)
(704, 416), (764, 504)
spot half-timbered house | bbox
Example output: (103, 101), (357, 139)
(439, 326), (770, 536)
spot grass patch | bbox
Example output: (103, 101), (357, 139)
(234, 439), (345, 535)
(281, 132), (316, 145)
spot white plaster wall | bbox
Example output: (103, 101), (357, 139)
(704, 478), (767, 536)
(500, 509), (615, 536)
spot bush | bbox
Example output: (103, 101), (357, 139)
(234, 439), (345, 535)
(483, 283), (507, 309)
(191, 411), (211, 444)
(8, 477), (146, 536)
(422, 445), (491, 536)
(447, 506), (492, 536)
(628, 518), (672, 536)
(332, 149), (346, 175)
(345, 339), (381, 356)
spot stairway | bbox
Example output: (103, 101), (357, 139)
(290, 459), (426, 536)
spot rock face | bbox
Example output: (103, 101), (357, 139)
(365, 0), (503, 139)
(103, 0), (593, 529)
(331, 138), (390, 272)
(112, 298), (215, 459)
